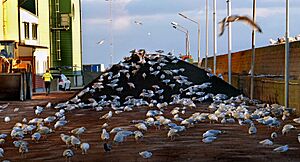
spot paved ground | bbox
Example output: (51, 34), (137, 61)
(0, 92), (299, 162)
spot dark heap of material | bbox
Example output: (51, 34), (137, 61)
(79, 53), (241, 104)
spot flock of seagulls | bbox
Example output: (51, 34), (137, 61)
(269, 35), (300, 45)
(0, 50), (299, 161)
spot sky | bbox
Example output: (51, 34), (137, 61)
(81, 0), (300, 66)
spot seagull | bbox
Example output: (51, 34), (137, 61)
(44, 116), (56, 125)
(0, 139), (4, 145)
(282, 124), (296, 135)
(4, 116), (10, 123)
(103, 142), (112, 152)
(0, 134), (7, 139)
(139, 151), (152, 159)
(45, 102), (52, 108)
(293, 117), (300, 124)
(248, 123), (257, 135)
(14, 107), (20, 112)
(19, 143), (29, 155)
(202, 136), (217, 143)
(70, 135), (81, 148)
(13, 140), (28, 148)
(101, 129), (110, 141)
(219, 15), (262, 36)
(63, 149), (74, 161)
(273, 145), (289, 153)
(100, 111), (113, 120)
(110, 127), (123, 134)
(54, 120), (68, 129)
(269, 39), (277, 45)
(167, 128), (178, 141)
(34, 106), (44, 116)
(97, 39), (105, 45)
(134, 123), (147, 131)
(80, 143), (90, 155)
(0, 148), (3, 157)
(102, 123), (109, 128)
(31, 132), (41, 143)
(71, 127), (86, 138)
(127, 82), (135, 89)
(134, 20), (143, 25)
(271, 132), (278, 140)
(60, 134), (71, 146)
(203, 130), (223, 138)
(134, 131), (144, 142)
(259, 139), (273, 146)
(0, 103), (9, 110)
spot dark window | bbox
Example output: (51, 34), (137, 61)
(19, 0), (37, 15)
(32, 23), (38, 40)
(24, 22), (29, 39)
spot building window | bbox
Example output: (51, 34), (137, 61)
(32, 23), (38, 40)
(24, 22), (30, 39)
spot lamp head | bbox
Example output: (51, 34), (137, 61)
(171, 21), (178, 26)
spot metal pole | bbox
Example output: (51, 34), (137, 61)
(185, 32), (188, 56)
(171, 23), (189, 57)
(227, 0), (232, 84)
(205, 0), (209, 69)
(213, 0), (217, 74)
(250, 0), (256, 100)
(108, 0), (113, 65)
(285, 0), (290, 108)
(197, 20), (201, 67)
(187, 30), (191, 56)
(178, 13), (201, 67)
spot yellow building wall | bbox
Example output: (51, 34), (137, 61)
(38, 0), (50, 58)
(4, 0), (19, 41)
(71, 0), (82, 71)
(0, 3), (4, 39)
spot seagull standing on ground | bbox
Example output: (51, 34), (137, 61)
(139, 151), (152, 159)
(103, 142), (112, 152)
(219, 15), (262, 36)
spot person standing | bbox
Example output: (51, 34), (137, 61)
(42, 69), (53, 95)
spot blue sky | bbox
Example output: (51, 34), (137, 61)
(82, 0), (300, 66)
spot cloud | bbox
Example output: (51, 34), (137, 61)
(83, 18), (108, 25)
(113, 16), (131, 30)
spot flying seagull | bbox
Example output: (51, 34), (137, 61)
(97, 39), (105, 45)
(134, 20), (143, 25)
(219, 15), (262, 36)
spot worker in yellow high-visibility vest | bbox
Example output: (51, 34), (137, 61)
(42, 69), (53, 95)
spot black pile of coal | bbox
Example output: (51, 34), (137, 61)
(77, 53), (241, 105)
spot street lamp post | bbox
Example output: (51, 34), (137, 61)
(227, 0), (232, 85)
(105, 0), (114, 65)
(285, 0), (290, 108)
(205, 0), (209, 69)
(171, 22), (190, 56)
(250, 0), (256, 100)
(213, 0), (217, 75)
(178, 13), (201, 67)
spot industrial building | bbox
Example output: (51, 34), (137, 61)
(0, 0), (82, 94)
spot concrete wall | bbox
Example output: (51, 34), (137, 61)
(3, 0), (19, 41)
(204, 41), (300, 110)
(71, 0), (82, 72)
